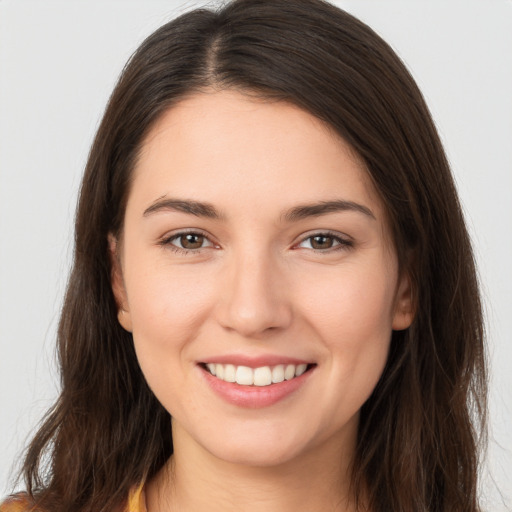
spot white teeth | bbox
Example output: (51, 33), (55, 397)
(224, 364), (236, 383)
(295, 363), (307, 376)
(235, 366), (253, 385)
(205, 362), (310, 386)
(271, 364), (285, 383)
(284, 364), (296, 380)
(254, 366), (272, 386)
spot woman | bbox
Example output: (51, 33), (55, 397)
(1, 0), (487, 511)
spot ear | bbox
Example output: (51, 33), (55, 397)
(108, 234), (133, 333)
(392, 270), (415, 331)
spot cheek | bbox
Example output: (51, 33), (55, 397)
(122, 258), (216, 392)
(301, 260), (397, 337)
(125, 255), (215, 337)
(125, 277), (212, 420)
(297, 261), (396, 399)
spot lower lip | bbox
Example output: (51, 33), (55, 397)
(199, 365), (314, 408)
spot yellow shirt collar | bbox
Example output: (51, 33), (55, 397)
(127, 482), (147, 512)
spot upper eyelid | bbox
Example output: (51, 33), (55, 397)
(161, 228), (212, 240)
(295, 229), (353, 243)
(159, 228), (217, 248)
(292, 231), (354, 252)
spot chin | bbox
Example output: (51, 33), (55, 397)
(208, 441), (303, 468)
(196, 423), (317, 468)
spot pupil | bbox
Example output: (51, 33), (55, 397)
(182, 234), (203, 249)
(312, 235), (333, 249)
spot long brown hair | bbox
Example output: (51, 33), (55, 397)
(19, 1), (486, 510)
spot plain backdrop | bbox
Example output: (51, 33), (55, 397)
(1, 0), (511, 509)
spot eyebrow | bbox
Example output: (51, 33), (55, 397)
(143, 197), (375, 222)
(283, 200), (375, 222)
(143, 198), (223, 219)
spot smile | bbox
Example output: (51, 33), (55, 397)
(204, 363), (309, 386)
(198, 358), (316, 408)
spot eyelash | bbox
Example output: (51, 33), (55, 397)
(158, 230), (353, 255)
(158, 229), (215, 255)
(295, 231), (354, 253)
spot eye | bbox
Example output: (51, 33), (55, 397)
(174, 233), (209, 250)
(160, 231), (216, 253)
(297, 232), (353, 251)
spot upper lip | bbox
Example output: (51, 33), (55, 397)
(199, 354), (314, 368)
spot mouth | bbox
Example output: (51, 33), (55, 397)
(200, 362), (315, 387)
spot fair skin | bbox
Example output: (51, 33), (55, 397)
(111, 90), (413, 512)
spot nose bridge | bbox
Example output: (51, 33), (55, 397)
(216, 244), (292, 337)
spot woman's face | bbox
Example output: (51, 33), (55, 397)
(112, 90), (413, 467)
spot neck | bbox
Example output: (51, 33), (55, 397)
(146, 421), (364, 512)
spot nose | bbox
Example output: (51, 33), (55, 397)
(215, 249), (293, 338)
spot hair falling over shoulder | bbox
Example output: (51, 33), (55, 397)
(17, 1), (487, 511)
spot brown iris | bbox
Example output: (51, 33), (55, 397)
(179, 233), (205, 249)
(309, 235), (335, 250)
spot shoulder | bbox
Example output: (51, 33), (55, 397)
(0, 494), (38, 512)
(1, 485), (145, 512)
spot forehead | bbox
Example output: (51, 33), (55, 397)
(130, 90), (384, 222)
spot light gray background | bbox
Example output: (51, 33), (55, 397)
(1, 1), (511, 509)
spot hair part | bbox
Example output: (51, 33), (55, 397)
(19, 1), (486, 511)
